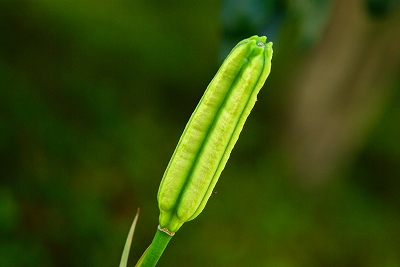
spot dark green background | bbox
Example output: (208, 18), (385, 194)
(1, 0), (400, 266)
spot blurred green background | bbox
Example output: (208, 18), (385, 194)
(1, 0), (400, 266)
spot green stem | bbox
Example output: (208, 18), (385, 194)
(135, 228), (173, 267)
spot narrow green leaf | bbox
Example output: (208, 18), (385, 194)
(120, 208), (140, 267)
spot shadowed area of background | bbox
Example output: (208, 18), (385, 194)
(1, 0), (400, 266)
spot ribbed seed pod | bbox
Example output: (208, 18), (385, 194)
(157, 35), (273, 233)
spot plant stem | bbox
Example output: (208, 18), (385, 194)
(135, 228), (173, 267)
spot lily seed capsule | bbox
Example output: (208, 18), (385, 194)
(157, 35), (273, 233)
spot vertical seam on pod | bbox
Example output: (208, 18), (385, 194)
(189, 45), (268, 220)
(157, 42), (250, 202)
(171, 58), (250, 222)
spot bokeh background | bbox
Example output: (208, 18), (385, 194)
(1, 0), (400, 266)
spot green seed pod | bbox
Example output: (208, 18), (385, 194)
(157, 35), (273, 233)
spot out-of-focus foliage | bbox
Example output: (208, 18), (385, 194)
(1, 0), (400, 266)
(365, 0), (400, 17)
